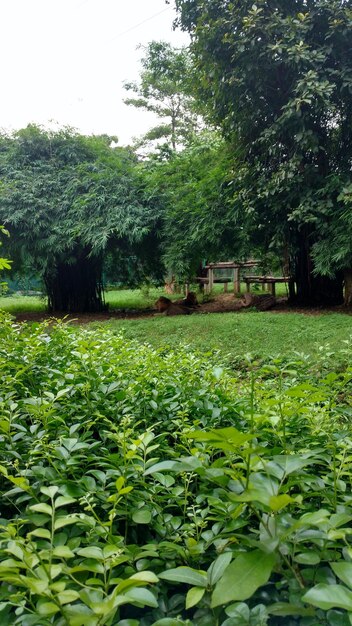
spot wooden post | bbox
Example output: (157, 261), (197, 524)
(185, 282), (190, 296)
(224, 282), (228, 293)
(269, 282), (276, 297)
(246, 280), (250, 293)
(208, 268), (214, 292)
(204, 268), (210, 294)
(234, 267), (240, 293)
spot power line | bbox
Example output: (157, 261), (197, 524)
(109, 6), (172, 42)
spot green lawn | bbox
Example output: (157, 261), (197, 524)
(2, 288), (352, 366)
(0, 282), (290, 313)
(0, 287), (182, 314)
(0, 294), (46, 314)
(102, 310), (352, 366)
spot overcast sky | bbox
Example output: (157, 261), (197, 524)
(0, 0), (189, 145)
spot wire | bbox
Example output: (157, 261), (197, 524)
(108, 6), (172, 41)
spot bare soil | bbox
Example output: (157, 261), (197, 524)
(12, 293), (352, 325)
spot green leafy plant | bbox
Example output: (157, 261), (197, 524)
(1, 317), (352, 624)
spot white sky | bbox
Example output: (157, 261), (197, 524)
(0, 0), (189, 145)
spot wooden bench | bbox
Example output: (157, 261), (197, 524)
(197, 260), (261, 294)
(243, 276), (292, 297)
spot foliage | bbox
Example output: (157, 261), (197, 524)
(143, 131), (248, 279)
(174, 0), (352, 304)
(0, 126), (162, 312)
(0, 226), (11, 273)
(124, 41), (202, 152)
(2, 317), (352, 622)
(0, 225), (12, 295)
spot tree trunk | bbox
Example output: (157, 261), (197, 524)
(291, 228), (344, 306)
(45, 251), (106, 313)
(344, 268), (352, 307)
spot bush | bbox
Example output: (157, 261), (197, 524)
(1, 315), (352, 624)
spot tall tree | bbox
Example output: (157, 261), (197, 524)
(144, 130), (249, 279)
(124, 41), (201, 152)
(174, 0), (352, 304)
(0, 126), (161, 312)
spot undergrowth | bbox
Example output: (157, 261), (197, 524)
(1, 313), (352, 624)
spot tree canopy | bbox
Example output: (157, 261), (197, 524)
(124, 41), (202, 152)
(0, 126), (162, 311)
(144, 130), (249, 279)
(174, 0), (352, 304)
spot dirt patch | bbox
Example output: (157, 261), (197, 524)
(12, 293), (351, 324)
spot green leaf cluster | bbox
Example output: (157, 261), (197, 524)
(174, 0), (352, 303)
(1, 317), (352, 622)
(0, 126), (162, 311)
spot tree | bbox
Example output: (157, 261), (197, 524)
(124, 41), (201, 152)
(143, 130), (249, 279)
(174, 0), (352, 305)
(0, 126), (161, 312)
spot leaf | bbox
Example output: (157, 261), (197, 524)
(159, 566), (207, 587)
(294, 552), (320, 565)
(28, 528), (51, 539)
(272, 455), (316, 476)
(302, 584), (352, 611)
(185, 427), (253, 451)
(186, 586), (205, 609)
(29, 503), (53, 516)
(144, 457), (202, 476)
(144, 461), (180, 475)
(52, 545), (75, 559)
(37, 601), (60, 616)
(331, 562), (352, 590)
(132, 508), (152, 524)
(298, 509), (330, 526)
(41, 486), (59, 499)
(268, 494), (294, 512)
(153, 617), (185, 626)
(6, 542), (24, 560)
(77, 547), (104, 560)
(211, 550), (276, 607)
(23, 578), (49, 594)
(124, 587), (158, 607)
(267, 602), (315, 617)
(224, 602), (250, 619)
(63, 606), (98, 626)
(57, 590), (80, 605)
(55, 495), (77, 508)
(207, 552), (233, 586)
(54, 515), (86, 530)
(129, 571), (159, 584)
(7, 476), (31, 491)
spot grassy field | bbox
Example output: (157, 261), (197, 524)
(0, 287), (181, 314)
(103, 310), (352, 366)
(0, 283), (289, 313)
(1, 287), (352, 366)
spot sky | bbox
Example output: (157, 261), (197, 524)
(0, 0), (189, 145)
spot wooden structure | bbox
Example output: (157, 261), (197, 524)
(196, 261), (294, 296)
(243, 275), (293, 297)
(196, 260), (260, 294)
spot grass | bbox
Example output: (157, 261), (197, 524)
(102, 311), (352, 365)
(105, 287), (182, 309)
(0, 294), (46, 314)
(2, 287), (352, 366)
(0, 282), (289, 314)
